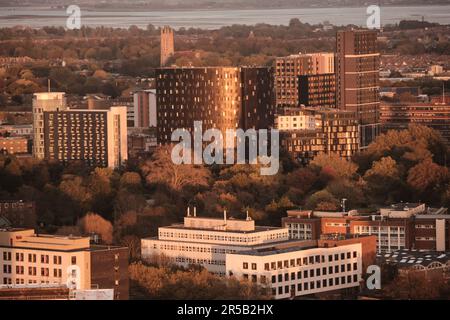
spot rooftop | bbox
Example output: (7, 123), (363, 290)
(378, 249), (450, 268)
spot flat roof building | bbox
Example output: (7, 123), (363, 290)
(0, 228), (129, 299)
(226, 234), (376, 300)
(141, 209), (289, 276)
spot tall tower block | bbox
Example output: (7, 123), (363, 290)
(160, 26), (174, 67)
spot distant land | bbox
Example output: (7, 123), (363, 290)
(1, 0), (450, 10)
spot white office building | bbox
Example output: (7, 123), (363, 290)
(141, 210), (290, 276)
(226, 239), (363, 300)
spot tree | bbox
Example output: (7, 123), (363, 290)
(310, 153), (358, 179)
(128, 262), (270, 300)
(305, 190), (340, 211)
(364, 157), (406, 204)
(140, 145), (211, 191)
(78, 212), (113, 244)
(407, 158), (449, 202)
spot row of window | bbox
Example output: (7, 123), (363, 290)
(245, 251), (358, 271)
(272, 274), (359, 296)
(269, 263), (358, 284)
(2, 252), (70, 265)
(2, 265), (63, 278)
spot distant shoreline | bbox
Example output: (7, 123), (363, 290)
(0, 4), (450, 12)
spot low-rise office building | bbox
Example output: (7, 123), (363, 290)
(0, 228), (129, 299)
(141, 210), (290, 276)
(226, 234), (376, 299)
(283, 203), (450, 253)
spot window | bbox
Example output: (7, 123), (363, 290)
(329, 278), (333, 286)
(54, 256), (62, 265)
(272, 275), (276, 284)
(328, 255), (333, 262)
(329, 266), (333, 274)
(278, 287), (283, 295)
(297, 283), (302, 291)
(310, 269), (314, 277)
(3, 252), (11, 261)
(41, 255), (49, 264)
(341, 253), (345, 260)
(322, 267), (327, 275)
(341, 265), (345, 272)
(303, 270), (308, 278)
(353, 274), (358, 282)
(310, 282), (315, 290)
(71, 256), (77, 265)
(335, 265), (339, 273)
(323, 279), (327, 287)
(285, 286), (289, 294)
(316, 268), (321, 276)
(28, 254), (36, 263)
(243, 262), (249, 270)
(304, 282), (309, 290)
(347, 252), (351, 259)
(278, 274), (282, 282)
(265, 263), (270, 271)
(291, 272), (295, 280)
(353, 251), (357, 258)
(260, 275), (267, 284)
(251, 263), (257, 270)
(284, 273), (289, 281)
(297, 271), (302, 279)
(251, 275), (257, 283)
(353, 262), (358, 270)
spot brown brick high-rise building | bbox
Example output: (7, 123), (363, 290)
(299, 73), (336, 108)
(275, 53), (335, 108)
(160, 26), (175, 67)
(155, 67), (275, 145)
(336, 29), (380, 148)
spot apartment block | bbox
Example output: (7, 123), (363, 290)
(277, 107), (359, 163)
(32, 92), (67, 160)
(0, 228), (129, 299)
(155, 67), (275, 145)
(298, 73), (336, 108)
(275, 53), (335, 108)
(336, 29), (380, 148)
(43, 106), (128, 168)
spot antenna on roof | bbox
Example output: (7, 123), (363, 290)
(194, 206), (197, 217)
(224, 209), (227, 224)
(187, 207), (190, 217)
(246, 210), (251, 221)
(48, 79), (51, 93)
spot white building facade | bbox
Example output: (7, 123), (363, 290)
(226, 242), (363, 299)
(141, 213), (289, 276)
